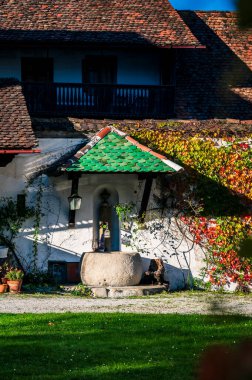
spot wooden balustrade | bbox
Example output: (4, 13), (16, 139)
(22, 82), (175, 119)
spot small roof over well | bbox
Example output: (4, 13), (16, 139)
(0, 0), (201, 48)
(0, 79), (37, 151)
(65, 126), (182, 173)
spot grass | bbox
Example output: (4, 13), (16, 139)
(0, 313), (251, 379)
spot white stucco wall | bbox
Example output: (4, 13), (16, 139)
(0, 137), (205, 289)
(0, 137), (85, 196)
(16, 172), (140, 271)
(0, 48), (161, 85)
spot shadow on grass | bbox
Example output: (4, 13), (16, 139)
(0, 313), (251, 380)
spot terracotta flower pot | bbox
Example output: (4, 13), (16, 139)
(1, 277), (8, 284)
(7, 280), (22, 293)
(0, 284), (8, 293)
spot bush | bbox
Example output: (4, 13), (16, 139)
(71, 283), (92, 297)
(24, 270), (55, 286)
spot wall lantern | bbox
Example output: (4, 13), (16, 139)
(68, 194), (82, 210)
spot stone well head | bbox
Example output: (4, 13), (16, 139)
(81, 251), (143, 287)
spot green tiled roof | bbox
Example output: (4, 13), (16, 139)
(67, 132), (176, 173)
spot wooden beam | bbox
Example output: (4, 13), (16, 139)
(138, 177), (153, 222)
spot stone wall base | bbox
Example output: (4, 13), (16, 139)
(91, 284), (168, 298)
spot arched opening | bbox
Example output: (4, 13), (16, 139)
(93, 185), (120, 252)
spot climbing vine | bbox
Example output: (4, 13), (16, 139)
(0, 196), (34, 269)
(32, 178), (43, 272)
(124, 125), (252, 290)
(115, 202), (136, 222)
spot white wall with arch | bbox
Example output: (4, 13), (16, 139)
(0, 137), (205, 288)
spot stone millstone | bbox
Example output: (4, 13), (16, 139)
(81, 251), (143, 287)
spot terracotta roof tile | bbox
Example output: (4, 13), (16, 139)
(0, 79), (37, 149)
(0, 0), (200, 48)
(176, 11), (252, 120)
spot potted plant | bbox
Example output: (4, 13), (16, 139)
(0, 262), (10, 284)
(0, 279), (7, 293)
(0, 280), (7, 293)
(5, 268), (24, 293)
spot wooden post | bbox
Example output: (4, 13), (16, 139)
(138, 176), (153, 222)
(68, 175), (80, 228)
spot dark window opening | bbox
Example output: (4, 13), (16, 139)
(48, 261), (80, 284)
(48, 261), (67, 284)
(82, 56), (117, 84)
(21, 58), (53, 83)
(160, 51), (175, 85)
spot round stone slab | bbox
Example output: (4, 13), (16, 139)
(81, 251), (143, 287)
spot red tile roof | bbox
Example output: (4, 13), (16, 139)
(192, 12), (251, 69)
(0, 79), (37, 150)
(0, 0), (201, 48)
(176, 11), (252, 120)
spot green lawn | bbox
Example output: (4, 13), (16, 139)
(0, 313), (251, 380)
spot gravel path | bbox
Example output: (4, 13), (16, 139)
(0, 293), (251, 315)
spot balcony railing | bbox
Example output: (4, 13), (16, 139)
(22, 82), (175, 119)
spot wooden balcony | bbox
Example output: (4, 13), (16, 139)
(22, 82), (175, 119)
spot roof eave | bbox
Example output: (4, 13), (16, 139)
(171, 44), (206, 49)
(0, 40), (205, 49)
(0, 149), (41, 154)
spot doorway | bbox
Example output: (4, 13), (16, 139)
(82, 56), (117, 113)
(21, 57), (54, 113)
(21, 57), (53, 83)
(93, 186), (120, 252)
(82, 56), (117, 84)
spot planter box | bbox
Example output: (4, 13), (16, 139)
(0, 246), (8, 258)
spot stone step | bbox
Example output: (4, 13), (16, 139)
(91, 284), (169, 298)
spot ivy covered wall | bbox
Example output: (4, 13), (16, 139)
(124, 123), (252, 290)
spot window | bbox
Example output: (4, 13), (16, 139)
(48, 261), (80, 284)
(82, 56), (117, 84)
(21, 58), (53, 82)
